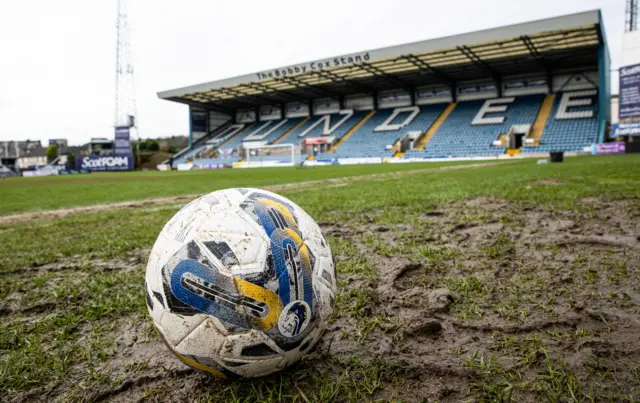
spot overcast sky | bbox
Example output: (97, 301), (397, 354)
(0, 0), (627, 145)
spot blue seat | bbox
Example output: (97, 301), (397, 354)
(332, 105), (447, 158)
(223, 118), (305, 149)
(277, 111), (368, 150)
(405, 95), (544, 159)
(521, 91), (598, 154)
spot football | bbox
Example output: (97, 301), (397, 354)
(144, 188), (337, 378)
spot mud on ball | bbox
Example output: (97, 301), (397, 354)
(144, 188), (337, 378)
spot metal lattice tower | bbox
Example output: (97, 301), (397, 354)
(115, 0), (136, 128)
(626, 0), (639, 33)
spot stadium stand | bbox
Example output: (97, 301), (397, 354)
(158, 11), (610, 168)
(172, 144), (208, 166)
(276, 111), (367, 148)
(171, 123), (245, 167)
(174, 118), (309, 167)
(221, 118), (306, 149)
(522, 91), (599, 154)
(249, 118), (305, 144)
(404, 95), (544, 158)
(320, 105), (447, 159)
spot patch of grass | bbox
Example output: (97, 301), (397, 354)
(463, 352), (519, 402)
(445, 276), (488, 320)
(585, 357), (613, 379)
(0, 206), (177, 272)
(583, 268), (600, 284)
(0, 160), (488, 216)
(492, 274), (555, 321)
(491, 332), (544, 367)
(360, 234), (395, 257)
(446, 276), (487, 297)
(354, 314), (389, 344)
(329, 237), (379, 281)
(494, 295), (529, 322)
(481, 233), (516, 259)
(334, 288), (379, 319)
(418, 245), (463, 271)
(196, 357), (405, 403)
(0, 269), (145, 393)
(606, 262), (629, 283)
(536, 352), (594, 402)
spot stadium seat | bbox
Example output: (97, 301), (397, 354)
(277, 111), (368, 148)
(326, 105), (447, 159)
(173, 144), (209, 166)
(223, 118), (305, 149)
(173, 93), (598, 166)
(404, 95), (544, 159)
(521, 91), (598, 154)
(170, 123), (247, 168)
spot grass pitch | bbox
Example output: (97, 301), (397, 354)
(0, 160), (488, 216)
(1, 154), (639, 402)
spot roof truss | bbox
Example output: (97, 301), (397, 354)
(166, 22), (602, 111)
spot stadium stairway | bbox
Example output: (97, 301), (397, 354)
(392, 138), (402, 152)
(413, 103), (457, 150)
(495, 133), (508, 147)
(328, 111), (376, 153)
(528, 93), (556, 146)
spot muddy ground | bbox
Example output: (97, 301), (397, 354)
(3, 196), (640, 402)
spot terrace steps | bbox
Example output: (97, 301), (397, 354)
(506, 147), (522, 156)
(529, 93), (556, 146)
(414, 103), (457, 150)
(497, 133), (508, 146)
(328, 110), (376, 153)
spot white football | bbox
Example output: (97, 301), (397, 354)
(144, 188), (337, 378)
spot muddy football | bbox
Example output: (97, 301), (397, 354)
(145, 188), (336, 378)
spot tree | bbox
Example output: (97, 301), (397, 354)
(65, 154), (76, 170)
(46, 145), (58, 163)
(148, 141), (159, 152)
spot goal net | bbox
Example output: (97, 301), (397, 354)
(242, 143), (298, 167)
